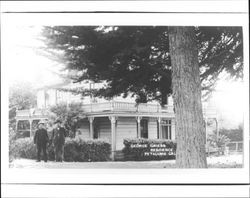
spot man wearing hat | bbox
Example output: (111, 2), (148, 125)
(51, 119), (67, 162)
(34, 120), (49, 162)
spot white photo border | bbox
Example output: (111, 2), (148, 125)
(1, 1), (249, 185)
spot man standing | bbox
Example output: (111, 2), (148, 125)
(52, 120), (67, 162)
(34, 120), (49, 162)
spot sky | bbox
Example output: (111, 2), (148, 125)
(4, 26), (244, 129)
(208, 78), (244, 129)
(5, 26), (64, 88)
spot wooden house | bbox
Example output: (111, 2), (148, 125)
(15, 83), (218, 160)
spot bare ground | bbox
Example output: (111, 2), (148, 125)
(9, 154), (243, 169)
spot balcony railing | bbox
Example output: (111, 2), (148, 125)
(82, 101), (174, 113)
(15, 101), (217, 118)
(16, 108), (49, 118)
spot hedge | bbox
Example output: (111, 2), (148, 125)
(9, 138), (55, 161)
(64, 137), (111, 162)
(122, 138), (176, 161)
(10, 137), (111, 162)
(10, 137), (37, 160)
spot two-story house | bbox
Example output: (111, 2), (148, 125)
(15, 81), (218, 160)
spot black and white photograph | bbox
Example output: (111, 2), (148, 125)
(1, 1), (249, 197)
(5, 24), (245, 168)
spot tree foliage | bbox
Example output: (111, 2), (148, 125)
(42, 26), (243, 103)
(219, 125), (243, 142)
(208, 134), (230, 148)
(42, 26), (243, 104)
(196, 27), (243, 94)
(9, 83), (36, 129)
(49, 102), (85, 137)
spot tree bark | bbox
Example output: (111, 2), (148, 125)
(168, 26), (207, 168)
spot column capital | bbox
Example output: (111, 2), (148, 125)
(109, 116), (117, 123)
(88, 117), (94, 123)
(157, 117), (161, 123)
(136, 116), (142, 122)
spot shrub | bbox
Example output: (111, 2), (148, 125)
(10, 138), (37, 160)
(9, 127), (17, 162)
(219, 125), (243, 142)
(207, 134), (230, 155)
(49, 102), (86, 138)
(64, 137), (111, 162)
(122, 138), (176, 161)
(9, 137), (111, 162)
(9, 137), (55, 160)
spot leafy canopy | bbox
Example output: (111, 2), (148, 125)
(49, 102), (85, 137)
(219, 125), (243, 142)
(42, 26), (243, 104)
(9, 83), (37, 128)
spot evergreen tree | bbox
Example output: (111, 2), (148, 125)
(42, 26), (243, 104)
(42, 26), (243, 168)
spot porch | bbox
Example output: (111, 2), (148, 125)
(15, 101), (175, 137)
(15, 101), (218, 160)
(77, 116), (175, 160)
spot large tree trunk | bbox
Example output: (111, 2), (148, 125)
(168, 26), (207, 168)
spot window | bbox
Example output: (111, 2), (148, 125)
(162, 119), (172, 140)
(93, 122), (99, 139)
(140, 119), (148, 138)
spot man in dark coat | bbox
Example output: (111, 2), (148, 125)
(52, 120), (67, 162)
(34, 121), (49, 162)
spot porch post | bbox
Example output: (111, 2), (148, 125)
(109, 116), (117, 161)
(137, 116), (142, 138)
(158, 117), (162, 139)
(236, 142), (238, 152)
(88, 117), (94, 139)
(15, 119), (19, 133)
(204, 118), (207, 146)
(29, 119), (33, 137)
(214, 118), (219, 141)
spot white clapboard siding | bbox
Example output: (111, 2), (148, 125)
(116, 117), (137, 150)
(148, 117), (158, 139)
(98, 117), (111, 142)
(78, 119), (90, 139)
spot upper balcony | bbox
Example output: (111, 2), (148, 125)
(82, 101), (174, 113)
(15, 101), (217, 120)
(16, 108), (49, 120)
